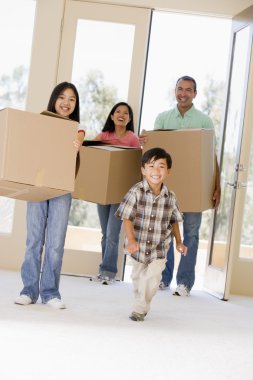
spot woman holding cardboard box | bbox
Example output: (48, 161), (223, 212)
(15, 82), (84, 309)
(91, 102), (140, 285)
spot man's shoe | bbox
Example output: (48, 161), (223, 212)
(159, 281), (169, 290)
(14, 295), (33, 305)
(46, 298), (66, 309)
(173, 284), (190, 296)
(129, 312), (145, 322)
(101, 276), (115, 285)
(89, 274), (103, 282)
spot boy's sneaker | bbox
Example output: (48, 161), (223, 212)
(129, 312), (145, 322)
(14, 294), (33, 305)
(159, 281), (169, 290)
(101, 276), (115, 285)
(46, 298), (66, 309)
(173, 284), (190, 296)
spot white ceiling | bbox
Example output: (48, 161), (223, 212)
(87, 0), (253, 18)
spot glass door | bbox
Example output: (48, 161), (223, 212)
(57, 0), (151, 278)
(204, 7), (253, 299)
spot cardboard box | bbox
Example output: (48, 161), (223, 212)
(0, 108), (78, 201)
(73, 145), (142, 204)
(143, 129), (215, 212)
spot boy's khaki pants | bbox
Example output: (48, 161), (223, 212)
(130, 256), (166, 315)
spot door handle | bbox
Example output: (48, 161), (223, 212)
(226, 181), (237, 189)
(226, 181), (247, 189)
(235, 163), (247, 172)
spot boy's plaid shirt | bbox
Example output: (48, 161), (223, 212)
(115, 179), (183, 264)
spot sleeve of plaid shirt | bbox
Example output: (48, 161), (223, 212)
(170, 198), (183, 224)
(115, 186), (137, 222)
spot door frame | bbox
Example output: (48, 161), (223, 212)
(204, 6), (253, 299)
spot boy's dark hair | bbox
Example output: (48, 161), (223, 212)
(141, 147), (172, 169)
(176, 75), (197, 92)
(102, 102), (134, 132)
(47, 81), (80, 122)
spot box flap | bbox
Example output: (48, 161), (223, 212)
(153, 128), (209, 132)
(82, 140), (106, 146)
(88, 145), (140, 151)
(40, 110), (69, 120)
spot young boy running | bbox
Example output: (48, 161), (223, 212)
(116, 147), (187, 321)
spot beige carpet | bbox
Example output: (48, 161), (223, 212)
(0, 270), (253, 380)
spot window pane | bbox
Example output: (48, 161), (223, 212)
(140, 12), (231, 142)
(0, 198), (15, 234)
(0, 0), (36, 110)
(69, 19), (135, 228)
(73, 19), (134, 138)
(0, 0), (36, 234)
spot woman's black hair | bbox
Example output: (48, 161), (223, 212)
(141, 147), (172, 169)
(102, 102), (134, 132)
(47, 82), (80, 122)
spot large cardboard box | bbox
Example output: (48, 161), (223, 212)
(143, 129), (215, 212)
(0, 108), (78, 201)
(73, 145), (142, 204)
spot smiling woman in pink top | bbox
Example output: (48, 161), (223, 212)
(91, 102), (140, 285)
(94, 102), (140, 148)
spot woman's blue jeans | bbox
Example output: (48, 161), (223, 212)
(161, 212), (202, 290)
(97, 203), (122, 280)
(20, 193), (72, 303)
